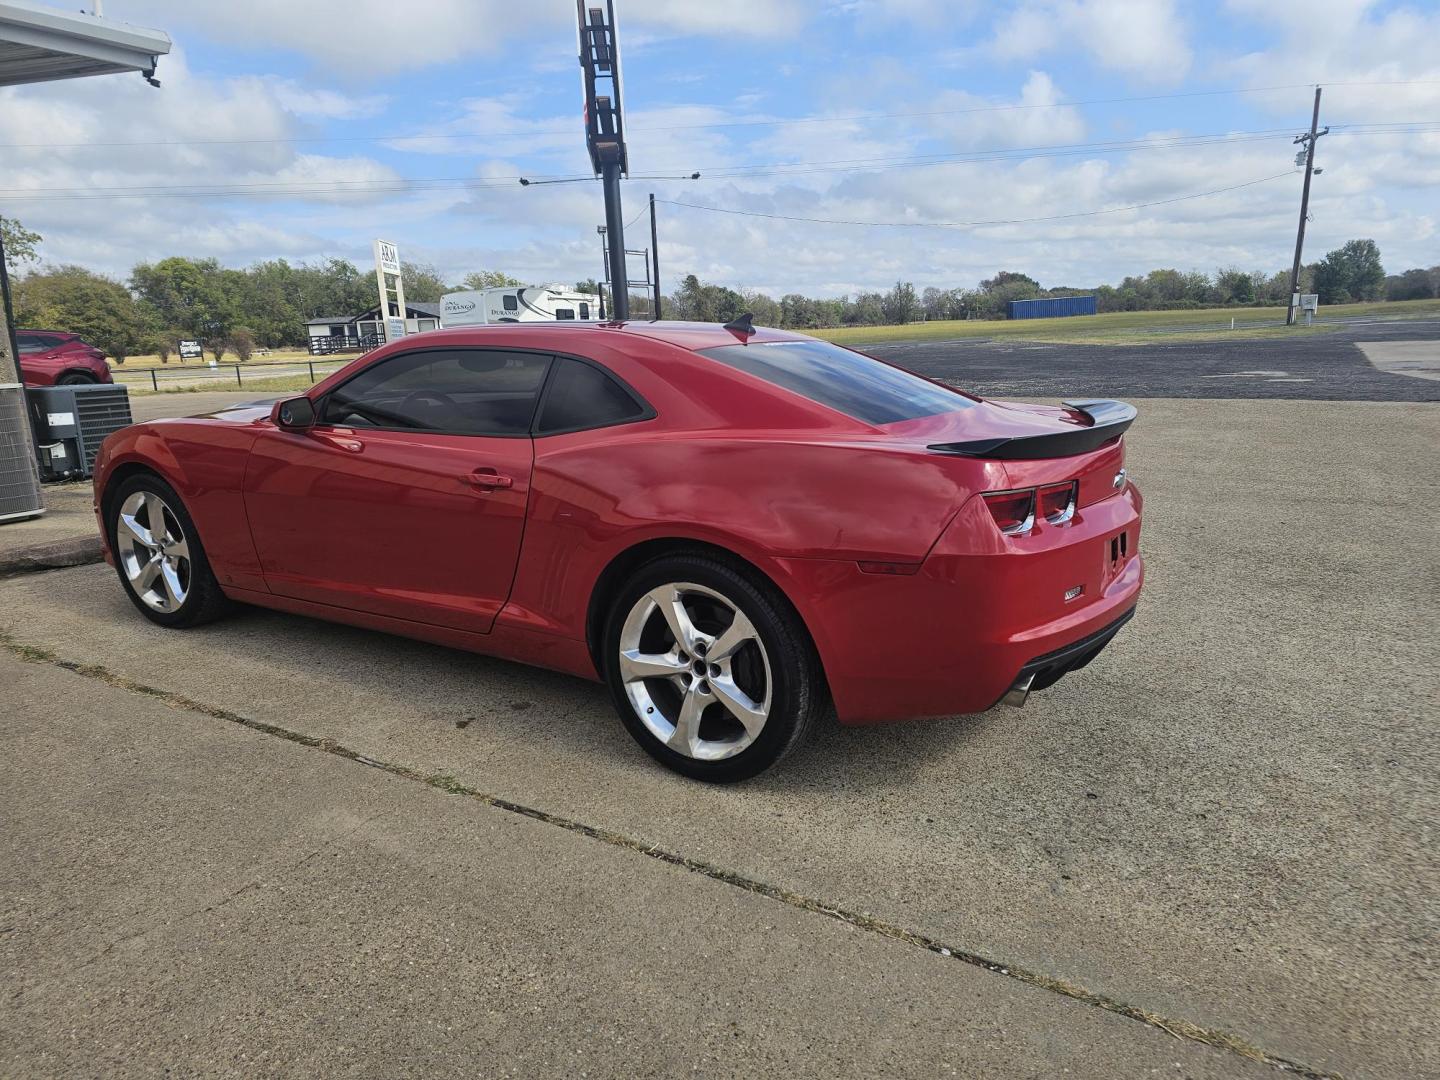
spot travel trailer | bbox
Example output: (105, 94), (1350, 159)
(440, 286), (601, 326)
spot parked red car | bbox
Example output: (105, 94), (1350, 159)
(16, 330), (112, 386)
(92, 321), (1143, 780)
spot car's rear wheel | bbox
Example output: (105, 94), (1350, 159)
(56, 371), (97, 385)
(109, 474), (230, 628)
(603, 554), (825, 782)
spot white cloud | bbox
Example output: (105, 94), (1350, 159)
(986, 0), (1193, 84)
(106, 0), (811, 74)
(1220, 0), (1440, 122)
(927, 71), (1086, 150)
(0, 48), (405, 272)
(267, 81), (389, 121)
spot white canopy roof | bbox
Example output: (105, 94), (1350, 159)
(0, 0), (169, 87)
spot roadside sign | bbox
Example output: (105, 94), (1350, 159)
(375, 239), (400, 276)
(373, 239), (408, 342)
(178, 339), (202, 359)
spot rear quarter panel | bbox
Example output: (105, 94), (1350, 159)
(503, 425), (1008, 643)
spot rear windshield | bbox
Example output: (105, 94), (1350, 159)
(698, 339), (971, 425)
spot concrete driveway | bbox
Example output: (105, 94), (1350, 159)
(2, 397), (1436, 1078)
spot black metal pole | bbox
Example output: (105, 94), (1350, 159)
(1286, 87), (1322, 326)
(0, 216), (23, 380)
(596, 227), (608, 320)
(602, 161), (628, 320)
(649, 193), (661, 320)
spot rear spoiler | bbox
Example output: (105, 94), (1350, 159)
(927, 398), (1137, 460)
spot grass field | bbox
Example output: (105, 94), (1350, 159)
(112, 347), (317, 371)
(813, 297), (1440, 347)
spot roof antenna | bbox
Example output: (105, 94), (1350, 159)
(723, 312), (755, 339)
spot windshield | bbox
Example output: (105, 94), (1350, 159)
(698, 339), (972, 426)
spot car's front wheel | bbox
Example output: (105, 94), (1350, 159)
(108, 474), (231, 628)
(56, 371), (97, 385)
(603, 554), (826, 782)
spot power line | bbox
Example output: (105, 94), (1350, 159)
(684, 123), (1439, 180)
(3, 79), (1438, 151)
(0, 122), (1430, 203)
(656, 171), (1299, 230)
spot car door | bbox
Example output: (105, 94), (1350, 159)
(243, 346), (551, 634)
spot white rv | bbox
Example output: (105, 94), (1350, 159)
(440, 286), (600, 326)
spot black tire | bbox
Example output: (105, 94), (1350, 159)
(56, 372), (97, 385)
(602, 553), (826, 782)
(107, 472), (232, 628)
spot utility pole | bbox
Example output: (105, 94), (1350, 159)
(1286, 86), (1327, 326)
(595, 225), (608, 319)
(649, 193), (661, 319)
(577, 2), (629, 320)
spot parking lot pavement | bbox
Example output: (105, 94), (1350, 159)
(2, 397), (1437, 1078)
(869, 317), (1440, 401)
(127, 389), (278, 423)
(0, 653), (1273, 1079)
(0, 484), (97, 577)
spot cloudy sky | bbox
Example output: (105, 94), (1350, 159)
(1, 0), (1436, 297)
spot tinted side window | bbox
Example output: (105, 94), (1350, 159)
(698, 339), (971, 426)
(536, 358), (648, 434)
(321, 349), (550, 436)
(502, 294), (518, 311)
(16, 333), (43, 353)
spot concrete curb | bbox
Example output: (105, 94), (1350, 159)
(0, 535), (104, 578)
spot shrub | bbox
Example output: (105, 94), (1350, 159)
(209, 338), (228, 362)
(228, 327), (255, 363)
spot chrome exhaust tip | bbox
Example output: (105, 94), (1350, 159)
(1002, 673), (1034, 709)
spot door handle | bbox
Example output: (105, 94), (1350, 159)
(468, 468), (514, 491)
(312, 431), (364, 453)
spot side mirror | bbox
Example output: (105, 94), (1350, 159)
(273, 396), (316, 431)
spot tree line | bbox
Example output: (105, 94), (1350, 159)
(665, 239), (1420, 327)
(2, 213), (1432, 361)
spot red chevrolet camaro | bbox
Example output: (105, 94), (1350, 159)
(93, 320), (1143, 780)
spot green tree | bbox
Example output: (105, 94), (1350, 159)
(1215, 268), (1256, 305)
(881, 281), (918, 324)
(129, 257), (236, 340)
(13, 266), (147, 361)
(401, 260), (450, 302)
(293, 258), (374, 321)
(1313, 239), (1385, 304)
(461, 270), (523, 290)
(1, 216), (42, 269)
(1385, 267), (1439, 301)
(668, 274), (745, 322)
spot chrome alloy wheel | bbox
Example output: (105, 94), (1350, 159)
(617, 581), (773, 761)
(115, 491), (191, 613)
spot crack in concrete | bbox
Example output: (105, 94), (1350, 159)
(2, 631), (1344, 1080)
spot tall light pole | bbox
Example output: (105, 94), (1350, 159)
(1286, 87), (1328, 326)
(649, 193), (661, 319)
(577, 2), (630, 319)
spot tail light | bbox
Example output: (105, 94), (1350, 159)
(1038, 481), (1077, 525)
(982, 490), (1035, 535)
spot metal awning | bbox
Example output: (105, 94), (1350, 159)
(0, 1), (170, 87)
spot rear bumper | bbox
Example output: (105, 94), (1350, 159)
(773, 482), (1144, 725)
(999, 604), (1135, 708)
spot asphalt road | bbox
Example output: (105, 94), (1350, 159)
(863, 317), (1440, 401)
(2, 397), (1436, 1078)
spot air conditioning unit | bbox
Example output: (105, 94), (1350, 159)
(0, 383), (45, 522)
(25, 383), (134, 482)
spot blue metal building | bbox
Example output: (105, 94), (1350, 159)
(1007, 295), (1098, 320)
